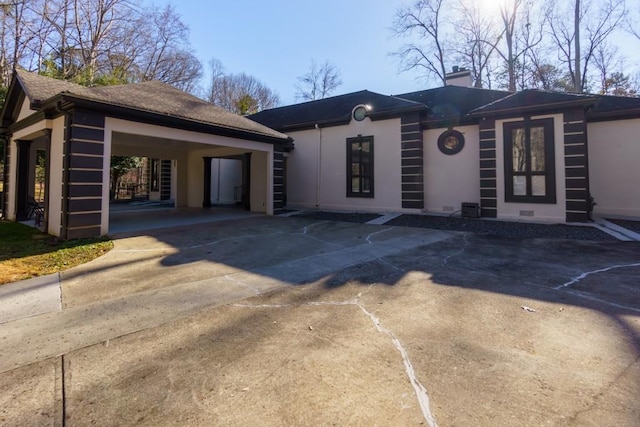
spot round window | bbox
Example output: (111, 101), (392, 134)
(437, 129), (465, 155)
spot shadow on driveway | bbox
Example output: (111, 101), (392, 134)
(2, 215), (639, 425)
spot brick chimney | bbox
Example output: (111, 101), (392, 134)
(445, 66), (473, 87)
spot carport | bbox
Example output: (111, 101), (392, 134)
(1, 69), (291, 238)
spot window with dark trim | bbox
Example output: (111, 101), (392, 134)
(346, 136), (374, 198)
(504, 118), (556, 203)
(150, 158), (160, 192)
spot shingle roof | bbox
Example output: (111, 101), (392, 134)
(14, 69), (288, 141)
(469, 89), (596, 116)
(16, 68), (86, 103)
(249, 90), (425, 131)
(395, 86), (511, 123)
(243, 78), (640, 132)
(591, 94), (640, 117)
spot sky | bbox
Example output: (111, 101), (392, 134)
(163, 0), (638, 106)
(163, 0), (425, 105)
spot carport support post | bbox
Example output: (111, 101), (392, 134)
(203, 157), (212, 208)
(43, 129), (51, 233)
(15, 139), (31, 221)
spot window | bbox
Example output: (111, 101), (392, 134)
(504, 118), (556, 203)
(347, 136), (374, 198)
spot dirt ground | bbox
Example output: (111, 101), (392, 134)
(0, 218), (639, 426)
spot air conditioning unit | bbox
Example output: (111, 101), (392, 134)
(461, 202), (480, 219)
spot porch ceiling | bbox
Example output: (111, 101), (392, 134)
(109, 131), (257, 159)
(111, 131), (214, 151)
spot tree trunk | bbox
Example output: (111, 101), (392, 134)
(574, 0), (582, 92)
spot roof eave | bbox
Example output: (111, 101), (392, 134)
(469, 98), (596, 118)
(267, 104), (428, 132)
(587, 108), (640, 122)
(276, 117), (352, 132)
(42, 93), (289, 144)
(368, 105), (428, 121)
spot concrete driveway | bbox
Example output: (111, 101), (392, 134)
(1, 216), (639, 426)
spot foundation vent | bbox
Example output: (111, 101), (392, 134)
(519, 210), (534, 217)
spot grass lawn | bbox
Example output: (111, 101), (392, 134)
(0, 221), (113, 285)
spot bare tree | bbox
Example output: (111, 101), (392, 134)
(492, 0), (546, 92)
(128, 5), (202, 92)
(627, 1), (640, 40)
(295, 60), (342, 100)
(68, 0), (135, 83)
(592, 42), (636, 95)
(206, 58), (280, 115)
(0, 0), (202, 92)
(548, 0), (626, 92)
(454, 0), (500, 88)
(0, 1), (38, 87)
(392, 0), (449, 85)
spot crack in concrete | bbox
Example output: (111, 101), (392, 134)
(294, 221), (345, 248)
(224, 275), (261, 295)
(561, 290), (640, 313)
(353, 299), (438, 427)
(232, 287), (438, 427)
(377, 258), (404, 272)
(113, 231), (285, 252)
(443, 233), (470, 266)
(297, 233), (344, 248)
(365, 227), (395, 244)
(301, 221), (326, 235)
(555, 263), (640, 290)
(524, 280), (640, 313)
(566, 355), (640, 423)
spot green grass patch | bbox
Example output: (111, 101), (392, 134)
(0, 221), (113, 285)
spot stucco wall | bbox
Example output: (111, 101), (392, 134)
(495, 114), (567, 223)
(250, 151), (269, 213)
(285, 117), (404, 212)
(588, 119), (640, 219)
(16, 98), (35, 122)
(423, 125), (480, 214)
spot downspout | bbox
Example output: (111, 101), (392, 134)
(55, 101), (71, 239)
(315, 123), (322, 207)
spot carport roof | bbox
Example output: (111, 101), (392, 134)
(12, 69), (289, 143)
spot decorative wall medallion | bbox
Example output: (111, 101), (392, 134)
(438, 129), (465, 155)
(353, 105), (367, 121)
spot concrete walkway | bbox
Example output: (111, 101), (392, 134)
(0, 274), (61, 323)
